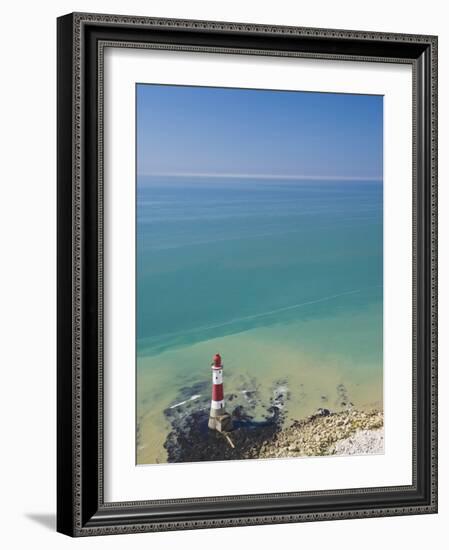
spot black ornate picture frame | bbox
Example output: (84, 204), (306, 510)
(57, 12), (438, 536)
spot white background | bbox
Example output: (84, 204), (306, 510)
(104, 48), (413, 501)
(0, 1), (446, 549)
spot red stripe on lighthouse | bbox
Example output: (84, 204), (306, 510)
(212, 383), (224, 401)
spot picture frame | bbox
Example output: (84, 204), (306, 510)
(57, 12), (438, 536)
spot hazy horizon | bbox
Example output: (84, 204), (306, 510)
(137, 172), (383, 181)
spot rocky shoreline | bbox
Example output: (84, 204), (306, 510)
(256, 409), (383, 459)
(161, 379), (383, 462)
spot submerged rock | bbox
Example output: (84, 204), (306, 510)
(163, 379), (287, 463)
(164, 407), (282, 463)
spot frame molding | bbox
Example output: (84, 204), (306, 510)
(57, 12), (438, 536)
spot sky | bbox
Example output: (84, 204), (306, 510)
(136, 84), (383, 180)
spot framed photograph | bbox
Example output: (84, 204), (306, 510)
(57, 12), (438, 536)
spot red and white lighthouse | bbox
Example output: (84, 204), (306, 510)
(208, 353), (232, 431)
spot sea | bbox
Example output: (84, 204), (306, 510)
(136, 176), (383, 464)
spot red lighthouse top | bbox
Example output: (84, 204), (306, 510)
(211, 353), (222, 369)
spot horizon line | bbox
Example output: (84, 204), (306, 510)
(138, 172), (383, 182)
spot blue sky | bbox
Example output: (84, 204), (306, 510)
(136, 84), (383, 180)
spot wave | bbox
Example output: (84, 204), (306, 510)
(169, 394), (201, 409)
(138, 288), (373, 356)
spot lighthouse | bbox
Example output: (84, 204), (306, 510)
(208, 353), (232, 432)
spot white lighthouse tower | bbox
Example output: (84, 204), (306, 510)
(208, 353), (232, 432)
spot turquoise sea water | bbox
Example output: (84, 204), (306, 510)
(136, 176), (383, 464)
